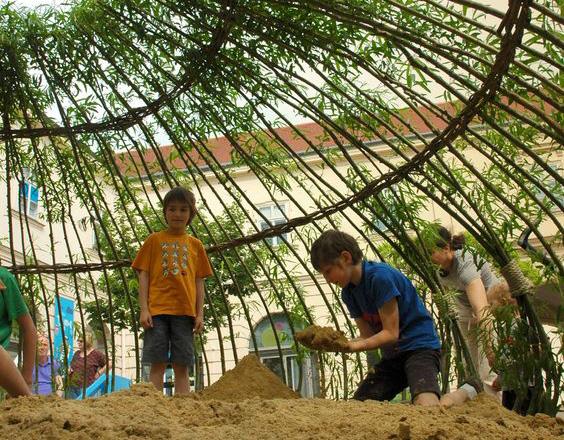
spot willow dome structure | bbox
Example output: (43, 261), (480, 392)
(1, 0), (562, 416)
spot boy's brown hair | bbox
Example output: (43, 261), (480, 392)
(163, 186), (197, 226)
(310, 230), (363, 271)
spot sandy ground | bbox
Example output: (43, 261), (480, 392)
(1, 355), (562, 440)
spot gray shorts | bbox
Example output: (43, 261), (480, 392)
(142, 315), (195, 367)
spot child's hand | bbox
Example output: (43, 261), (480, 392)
(337, 341), (354, 353)
(344, 339), (365, 353)
(140, 310), (153, 329)
(194, 315), (204, 334)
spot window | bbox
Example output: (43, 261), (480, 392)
(261, 353), (304, 390)
(251, 314), (320, 397)
(19, 169), (40, 219)
(258, 203), (288, 246)
(373, 185), (398, 232)
(91, 220), (101, 250)
(537, 161), (563, 208)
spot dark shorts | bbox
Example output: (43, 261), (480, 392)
(142, 315), (195, 367)
(502, 388), (534, 416)
(353, 349), (441, 402)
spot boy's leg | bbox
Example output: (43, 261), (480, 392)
(149, 363), (167, 391)
(353, 357), (406, 402)
(501, 389), (515, 410)
(518, 387), (534, 416)
(169, 315), (195, 395)
(172, 363), (189, 394)
(142, 315), (171, 392)
(404, 349), (441, 406)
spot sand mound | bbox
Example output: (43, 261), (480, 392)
(295, 325), (349, 351)
(1, 359), (562, 439)
(1, 387), (562, 439)
(199, 354), (300, 401)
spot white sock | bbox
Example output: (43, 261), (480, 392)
(460, 383), (478, 400)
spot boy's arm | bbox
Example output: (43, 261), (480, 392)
(350, 318), (376, 341)
(194, 277), (205, 334)
(347, 298), (399, 352)
(17, 313), (37, 387)
(0, 346), (31, 397)
(138, 270), (152, 329)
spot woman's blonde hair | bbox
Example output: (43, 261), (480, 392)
(79, 332), (94, 349)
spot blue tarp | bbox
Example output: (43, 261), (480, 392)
(75, 374), (131, 400)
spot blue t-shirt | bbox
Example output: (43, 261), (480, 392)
(32, 356), (60, 395)
(342, 261), (440, 359)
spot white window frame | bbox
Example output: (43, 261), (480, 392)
(19, 168), (40, 219)
(259, 350), (317, 397)
(258, 202), (288, 246)
(260, 352), (303, 391)
(91, 220), (101, 250)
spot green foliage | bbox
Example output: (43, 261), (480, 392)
(0, 0), (561, 410)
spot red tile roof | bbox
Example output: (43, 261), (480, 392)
(114, 99), (552, 177)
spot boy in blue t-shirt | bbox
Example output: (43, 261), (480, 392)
(310, 230), (442, 406)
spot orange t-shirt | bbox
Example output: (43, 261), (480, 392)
(131, 231), (213, 317)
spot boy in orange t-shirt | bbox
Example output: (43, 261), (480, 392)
(132, 187), (212, 394)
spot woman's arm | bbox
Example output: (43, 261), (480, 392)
(465, 278), (489, 321)
(466, 279), (495, 365)
(96, 364), (107, 378)
(96, 351), (108, 378)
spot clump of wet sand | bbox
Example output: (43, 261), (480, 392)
(295, 325), (349, 351)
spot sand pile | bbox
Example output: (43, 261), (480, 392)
(1, 358), (562, 439)
(1, 387), (562, 439)
(295, 325), (349, 351)
(199, 354), (300, 401)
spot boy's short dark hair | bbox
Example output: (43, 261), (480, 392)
(310, 230), (363, 270)
(163, 187), (197, 226)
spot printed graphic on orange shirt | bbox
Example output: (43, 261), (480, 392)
(160, 241), (189, 277)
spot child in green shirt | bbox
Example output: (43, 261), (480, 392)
(0, 266), (37, 395)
